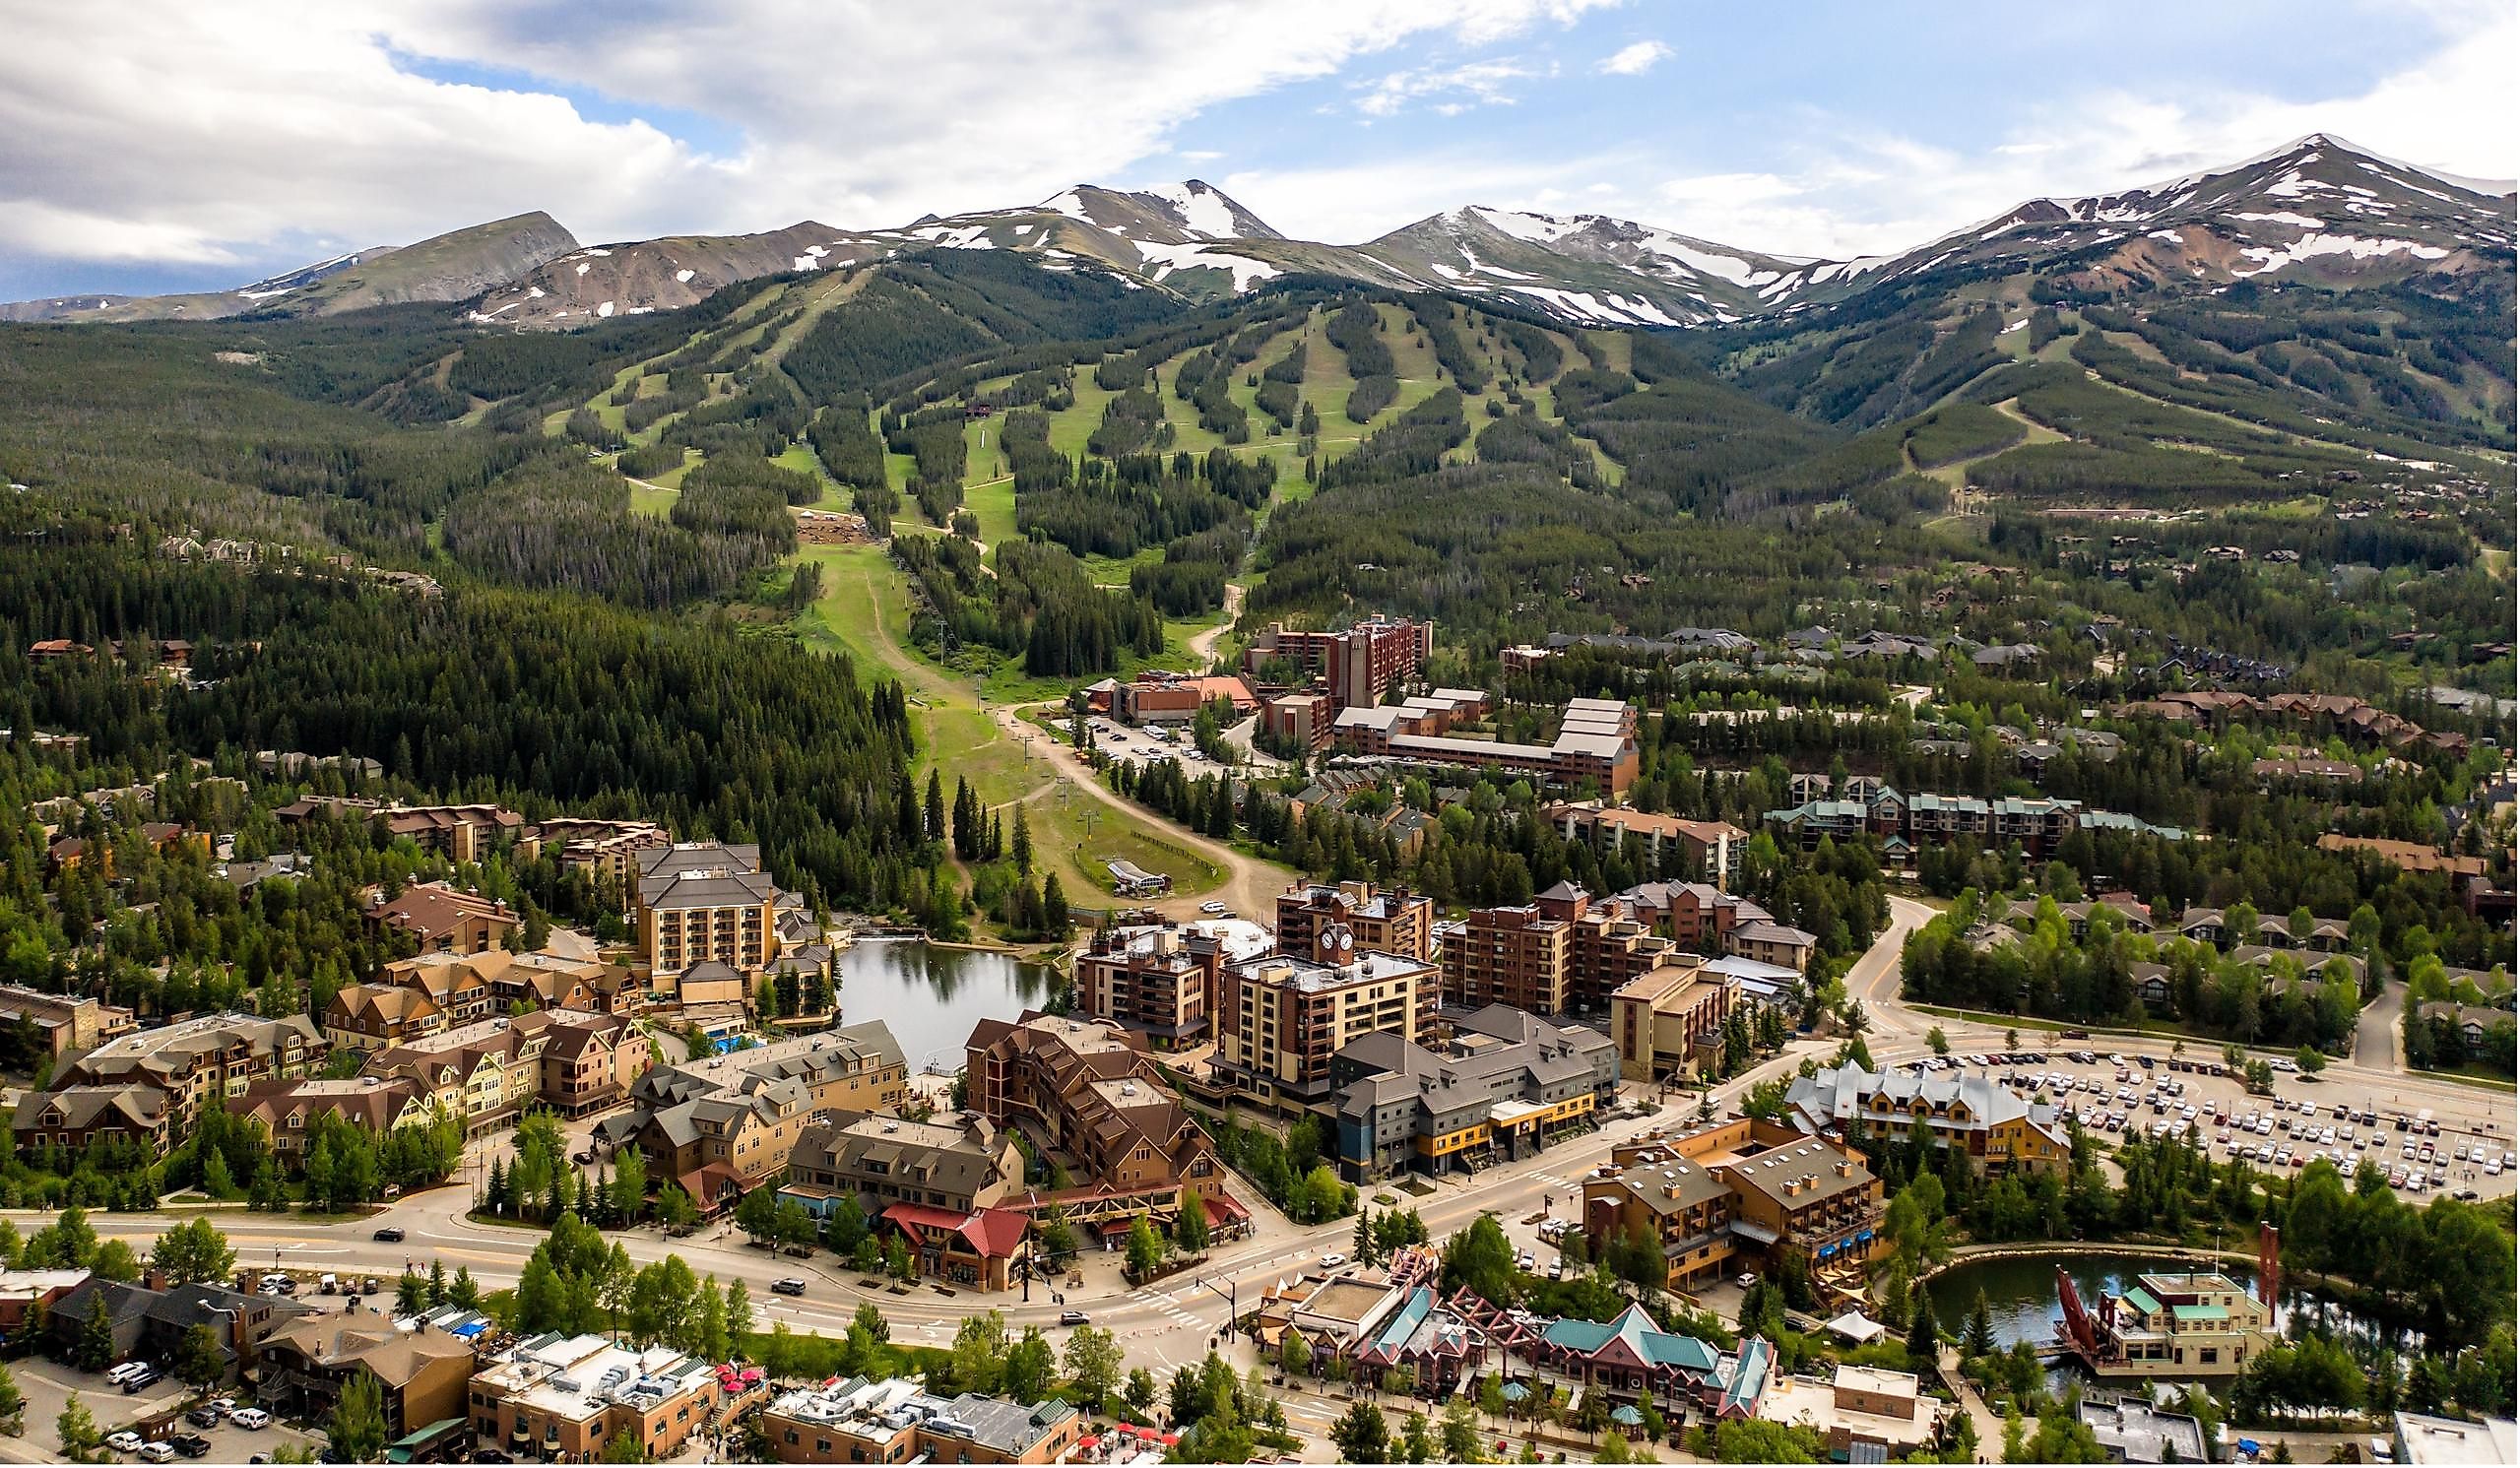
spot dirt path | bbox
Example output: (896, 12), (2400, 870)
(1186, 582), (1246, 669)
(990, 701), (1287, 921)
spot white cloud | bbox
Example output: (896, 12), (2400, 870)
(1633, 8), (2517, 259)
(1595, 39), (1671, 75)
(1353, 59), (1543, 117)
(0, 0), (1611, 274)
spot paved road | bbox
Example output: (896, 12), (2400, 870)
(50, 897), (2511, 1374)
(2355, 978), (2407, 1075)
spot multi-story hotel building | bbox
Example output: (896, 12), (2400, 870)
(1610, 960), (1736, 1082)
(1242, 615), (1434, 710)
(1214, 926), (1438, 1105)
(962, 1014), (1226, 1233)
(1070, 924), (1228, 1049)
(1440, 882), (1712, 1017)
(1276, 881), (1435, 964)
(634, 844), (782, 974)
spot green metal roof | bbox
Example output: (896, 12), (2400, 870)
(2120, 1286), (2161, 1316)
(2171, 1304), (2230, 1322)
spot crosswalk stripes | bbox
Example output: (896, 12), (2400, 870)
(1130, 1284), (1210, 1330)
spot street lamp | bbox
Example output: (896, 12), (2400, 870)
(1191, 1274), (1240, 1342)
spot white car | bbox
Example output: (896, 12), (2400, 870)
(1319, 1252), (1347, 1268)
(138, 1444), (175, 1464)
(229, 1409), (271, 1432)
(107, 1434), (145, 1455)
(1199, 901), (1228, 916)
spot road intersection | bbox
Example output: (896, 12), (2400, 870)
(43, 890), (2512, 1373)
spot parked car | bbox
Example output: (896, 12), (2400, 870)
(168, 1436), (213, 1460)
(107, 1433), (146, 1455)
(230, 1409), (272, 1432)
(1199, 901), (1228, 916)
(138, 1441), (177, 1463)
(1059, 1310), (1091, 1325)
(184, 1408), (220, 1429)
(771, 1278), (808, 1296)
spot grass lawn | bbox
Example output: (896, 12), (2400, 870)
(790, 543), (1225, 904)
(625, 479), (680, 518)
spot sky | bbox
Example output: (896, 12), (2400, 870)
(1, 0), (2511, 299)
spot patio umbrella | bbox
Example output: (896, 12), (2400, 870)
(1501, 1381), (1531, 1403)
(1611, 1406), (1644, 1427)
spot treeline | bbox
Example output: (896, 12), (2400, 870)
(1014, 443), (1271, 563)
(101, 567), (935, 911)
(1325, 300), (1397, 421)
(883, 405), (969, 526)
(1410, 299), (1487, 392)
(782, 251), (1180, 404)
(891, 533), (1163, 676)
(1901, 889), (2363, 1050)
(443, 456), (781, 608)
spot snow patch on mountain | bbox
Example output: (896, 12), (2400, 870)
(1468, 207), (1578, 244)
(1133, 240), (1279, 290)
(1147, 182), (1237, 240)
(2231, 232), (2450, 277)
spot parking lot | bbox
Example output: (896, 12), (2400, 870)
(0, 1357), (322, 1466)
(1086, 717), (1272, 780)
(1917, 1046), (2519, 1200)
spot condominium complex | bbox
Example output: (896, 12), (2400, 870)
(1781, 1062), (2072, 1177)
(1440, 881), (1742, 1015)
(1545, 801), (1748, 890)
(228, 1075), (438, 1164)
(322, 983), (447, 1053)
(18, 1011), (324, 1148)
(372, 881), (519, 955)
(634, 843), (784, 974)
(1331, 695), (1641, 796)
(1070, 923), (1229, 1048)
(781, 1111), (1023, 1217)
(778, 1111), (1029, 1289)
(363, 1008), (649, 1132)
(469, 1334), (721, 1463)
(1242, 615), (1434, 711)
(596, 1024), (908, 1208)
(0, 983), (122, 1060)
(1581, 1119), (1886, 1291)
(1765, 782), (2184, 858)
(520, 817), (674, 890)
(1214, 928), (1439, 1105)
(963, 1013), (1226, 1233)
(1328, 1004), (1618, 1181)
(1610, 960), (1738, 1082)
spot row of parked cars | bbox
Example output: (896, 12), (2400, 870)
(100, 1380), (271, 1459)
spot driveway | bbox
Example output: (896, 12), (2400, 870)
(2354, 980), (2406, 1074)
